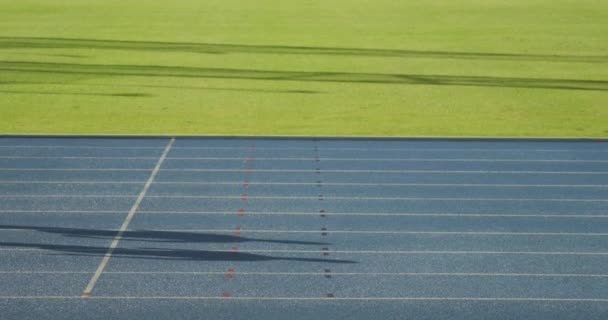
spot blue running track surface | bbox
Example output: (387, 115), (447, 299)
(1, 136), (608, 319)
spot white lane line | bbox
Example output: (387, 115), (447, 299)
(0, 271), (92, 274)
(1, 181), (607, 188)
(3, 156), (608, 163)
(220, 250), (608, 255)
(173, 147), (608, 153)
(1, 210), (607, 218)
(156, 182), (608, 188)
(0, 181), (145, 184)
(2, 145), (608, 153)
(0, 156), (158, 160)
(137, 211), (608, 218)
(0, 194), (141, 198)
(145, 229), (608, 237)
(98, 272), (608, 278)
(1, 168), (607, 174)
(3, 195), (604, 202)
(0, 210), (124, 214)
(3, 271), (608, 278)
(160, 169), (608, 175)
(1, 296), (608, 302)
(0, 195), (138, 198)
(3, 248), (608, 255)
(81, 138), (175, 298)
(0, 146), (164, 149)
(0, 168), (150, 171)
(167, 157), (608, 163)
(0, 248), (51, 251)
(104, 196), (608, 202)
(2, 228), (607, 237)
(165, 157), (608, 163)
(1, 227), (606, 237)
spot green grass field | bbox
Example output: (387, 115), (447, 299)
(1, 0), (607, 136)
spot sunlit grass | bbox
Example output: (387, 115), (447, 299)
(1, 0), (607, 136)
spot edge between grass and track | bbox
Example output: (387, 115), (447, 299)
(0, 134), (606, 142)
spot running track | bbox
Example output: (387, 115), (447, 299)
(1, 136), (608, 319)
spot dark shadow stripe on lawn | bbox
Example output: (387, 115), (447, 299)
(1, 61), (606, 91)
(0, 37), (606, 64)
(0, 90), (150, 97)
(0, 81), (323, 95)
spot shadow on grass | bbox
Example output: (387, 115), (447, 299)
(1, 37), (606, 63)
(0, 50), (88, 59)
(1, 61), (606, 91)
(1, 81), (323, 95)
(0, 90), (151, 97)
(0, 225), (355, 263)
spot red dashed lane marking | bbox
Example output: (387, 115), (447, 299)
(243, 180), (250, 187)
(222, 292), (231, 298)
(241, 193), (247, 201)
(233, 226), (241, 235)
(231, 246), (239, 254)
(226, 268), (235, 279)
(249, 146), (255, 152)
(237, 208), (245, 217)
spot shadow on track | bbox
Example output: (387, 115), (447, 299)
(0, 224), (326, 245)
(0, 225), (355, 264)
(0, 242), (354, 263)
(2, 61), (607, 91)
(1, 37), (606, 64)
